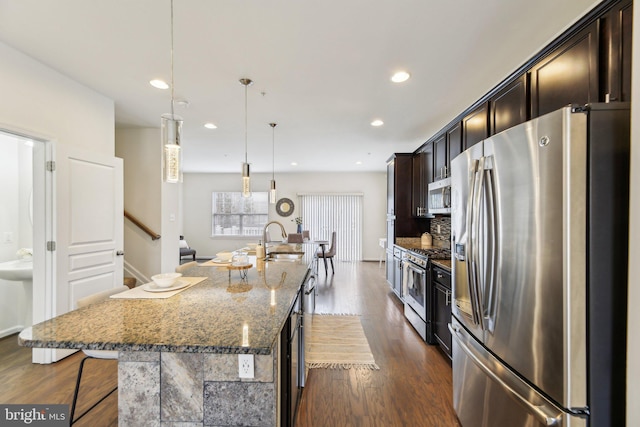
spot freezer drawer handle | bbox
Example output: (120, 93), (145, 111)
(449, 324), (563, 426)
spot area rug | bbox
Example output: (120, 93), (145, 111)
(305, 314), (380, 370)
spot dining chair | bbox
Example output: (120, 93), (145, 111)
(176, 261), (198, 273)
(287, 233), (304, 243)
(70, 285), (128, 425)
(316, 231), (336, 274)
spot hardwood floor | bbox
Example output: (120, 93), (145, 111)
(0, 261), (459, 426)
(297, 261), (460, 427)
(0, 335), (118, 426)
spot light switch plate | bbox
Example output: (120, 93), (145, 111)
(238, 354), (254, 379)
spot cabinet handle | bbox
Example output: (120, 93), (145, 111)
(446, 290), (451, 306)
(437, 272), (443, 279)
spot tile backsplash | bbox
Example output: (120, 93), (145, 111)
(431, 216), (451, 247)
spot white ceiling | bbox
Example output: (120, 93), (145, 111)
(0, 0), (598, 173)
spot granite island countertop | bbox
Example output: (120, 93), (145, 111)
(19, 260), (310, 355)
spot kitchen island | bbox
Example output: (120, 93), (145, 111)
(18, 259), (311, 426)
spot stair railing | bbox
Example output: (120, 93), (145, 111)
(124, 210), (161, 240)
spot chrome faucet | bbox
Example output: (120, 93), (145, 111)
(262, 221), (287, 254)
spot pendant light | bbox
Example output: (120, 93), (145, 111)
(269, 122), (277, 204)
(162, 0), (182, 183)
(240, 78), (253, 197)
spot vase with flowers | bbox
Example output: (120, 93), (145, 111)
(292, 216), (303, 233)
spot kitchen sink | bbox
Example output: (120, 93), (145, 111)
(264, 252), (304, 262)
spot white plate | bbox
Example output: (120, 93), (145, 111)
(212, 258), (232, 264)
(143, 278), (190, 293)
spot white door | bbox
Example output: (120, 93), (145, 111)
(51, 144), (123, 362)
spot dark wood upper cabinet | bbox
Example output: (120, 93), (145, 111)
(599, 0), (633, 102)
(433, 134), (447, 181)
(388, 153), (422, 236)
(490, 75), (528, 135)
(412, 145), (433, 217)
(447, 122), (462, 166)
(463, 102), (489, 150)
(530, 21), (599, 118)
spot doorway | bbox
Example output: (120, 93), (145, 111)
(0, 128), (53, 363)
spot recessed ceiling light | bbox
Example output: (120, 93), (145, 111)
(204, 123), (217, 129)
(356, 161), (362, 165)
(291, 162), (298, 166)
(371, 119), (384, 127)
(391, 71), (411, 83)
(150, 79), (169, 89)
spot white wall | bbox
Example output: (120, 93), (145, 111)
(0, 42), (114, 156)
(115, 128), (163, 282)
(115, 127), (181, 280)
(0, 40), (115, 329)
(182, 171), (388, 261)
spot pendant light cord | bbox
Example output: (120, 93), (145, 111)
(170, 0), (175, 118)
(244, 83), (248, 164)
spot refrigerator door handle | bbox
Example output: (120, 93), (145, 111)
(481, 156), (498, 332)
(465, 159), (481, 326)
(449, 323), (563, 427)
(471, 157), (485, 330)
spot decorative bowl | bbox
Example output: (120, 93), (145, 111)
(151, 272), (182, 288)
(215, 251), (234, 262)
(246, 243), (258, 250)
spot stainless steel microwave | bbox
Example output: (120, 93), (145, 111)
(428, 177), (451, 214)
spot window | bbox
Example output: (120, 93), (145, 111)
(212, 192), (268, 237)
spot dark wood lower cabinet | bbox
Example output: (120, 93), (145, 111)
(281, 291), (302, 426)
(432, 266), (452, 359)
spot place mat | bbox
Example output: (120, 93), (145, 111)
(200, 259), (232, 267)
(110, 276), (207, 299)
(305, 314), (379, 370)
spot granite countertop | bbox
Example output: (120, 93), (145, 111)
(19, 259), (310, 355)
(431, 259), (452, 271)
(394, 241), (451, 260)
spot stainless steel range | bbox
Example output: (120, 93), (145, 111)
(402, 249), (432, 342)
(402, 247), (451, 342)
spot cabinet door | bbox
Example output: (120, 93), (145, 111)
(433, 134), (447, 181)
(599, 0), (633, 102)
(530, 21), (598, 117)
(412, 151), (431, 217)
(463, 102), (489, 150)
(421, 144), (434, 187)
(434, 282), (452, 358)
(447, 122), (462, 167)
(412, 154), (422, 216)
(490, 75), (528, 135)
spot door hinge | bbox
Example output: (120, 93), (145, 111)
(46, 241), (56, 251)
(46, 161), (56, 172)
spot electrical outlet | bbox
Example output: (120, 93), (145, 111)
(238, 354), (254, 379)
(436, 225), (441, 234)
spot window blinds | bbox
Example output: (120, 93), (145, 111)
(298, 193), (363, 262)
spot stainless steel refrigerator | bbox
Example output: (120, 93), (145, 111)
(449, 104), (629, 427)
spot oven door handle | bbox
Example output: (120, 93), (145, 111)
(405, 262), (426, 276)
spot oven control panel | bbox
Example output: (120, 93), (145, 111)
(406, 251), (428, 268)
